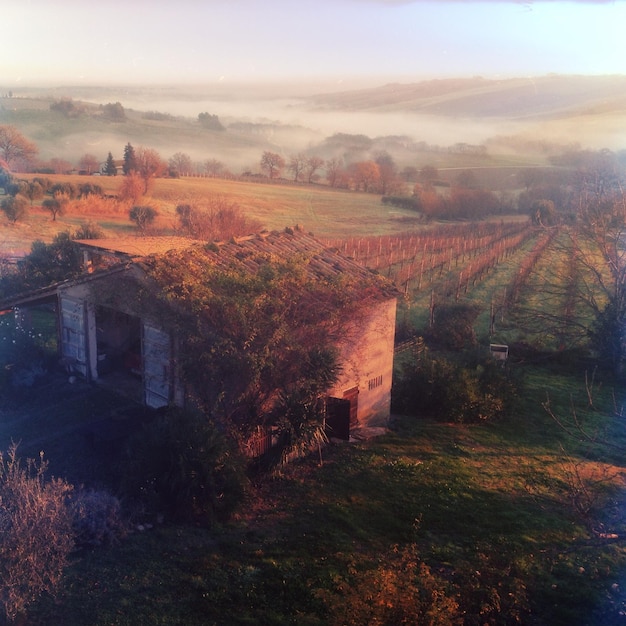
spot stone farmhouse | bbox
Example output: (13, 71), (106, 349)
(3, 229), (398, 440)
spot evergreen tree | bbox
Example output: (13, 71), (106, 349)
(0, 165), (11, 192)
(122, 143), (136, 175)
(104, 152), (117, 176)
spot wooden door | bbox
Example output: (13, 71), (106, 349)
(343, 386), (359, 428)
(59, 296), (88, 377)
(142, 324), (171, 408)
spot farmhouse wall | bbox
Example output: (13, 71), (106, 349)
(329, 297), (397, 428)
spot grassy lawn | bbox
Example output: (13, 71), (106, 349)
(0, 361), (621, 624)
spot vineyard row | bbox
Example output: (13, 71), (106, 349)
(324, 221), (539, 299)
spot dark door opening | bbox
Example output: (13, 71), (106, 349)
(95, 306), (142, 401)
(326, 387), (359, 441)
(326, 397), (351, 441)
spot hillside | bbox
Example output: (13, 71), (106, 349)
(308, 74), (626, 119)
(306, 74), (626, 152)
(2, 75), (625, 172)
(0, 96), (282, 170)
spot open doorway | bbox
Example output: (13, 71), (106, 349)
(95, 306), (142, 400)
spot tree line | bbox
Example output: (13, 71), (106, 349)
(3, 120), (626, 231)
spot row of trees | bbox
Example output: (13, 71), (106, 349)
(258, 150), (403, 194)
(5, 117), (616, 224)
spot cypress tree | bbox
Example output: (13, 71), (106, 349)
(104, 152), (117, 176)
(122, 143), (136, 175)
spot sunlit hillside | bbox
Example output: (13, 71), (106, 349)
(0, 173), (429, 255)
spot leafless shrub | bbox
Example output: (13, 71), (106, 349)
(72, 220), (104, 240)
(316, 543), (462, 626)
(118, 172), (144, 204)
(175, 196), (261, 241)
(72, 194), (125, 216)
(69, 487), (127, 547)
(558, 451), (620, 529)
(0, 444), (73, 623)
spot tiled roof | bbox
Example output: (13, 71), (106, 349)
(75, 236), (196, 258)
(0, 230), (397, 313)
(151, 228), (397, 299)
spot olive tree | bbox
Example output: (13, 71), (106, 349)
(0, 195), (28, 223)
(129, 205), (158, 231)
(43, 197), (67, 221)
(135, 147), (166, 193)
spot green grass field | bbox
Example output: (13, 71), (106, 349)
(1, 364), (620, 625)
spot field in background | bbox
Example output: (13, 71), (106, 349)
(1, 173), (432, 255)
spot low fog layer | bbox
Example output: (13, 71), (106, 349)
(94, 76), (626, 150)
(2, 76), (625, 174)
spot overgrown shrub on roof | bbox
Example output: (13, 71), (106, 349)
(139, 231), (390, 467)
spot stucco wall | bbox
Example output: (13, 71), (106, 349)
(329, 297), (397, 428)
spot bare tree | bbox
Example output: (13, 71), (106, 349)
(517, 150), (626, 375)
(305, 156), (325, 184)
(288, 153), (306, 182)
(48, 158), (73, 175)
(78, 153), (100, 175)
(325, 157), (343, 188)
(570, 152), (626, 375)
(204, 158), (226, 177)
(374, 150), (397, 195)
(135, 147), (166, 193)
(169, 152), (193, 176)
(260, 151), (285, 180)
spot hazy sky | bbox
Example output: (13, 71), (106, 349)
(4, 0), (625, 87)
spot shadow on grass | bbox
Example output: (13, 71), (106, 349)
(0, 373), (150, 488)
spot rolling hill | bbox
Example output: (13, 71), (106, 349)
(307, 74), (626, 119)
(1, 74), (625, 178)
